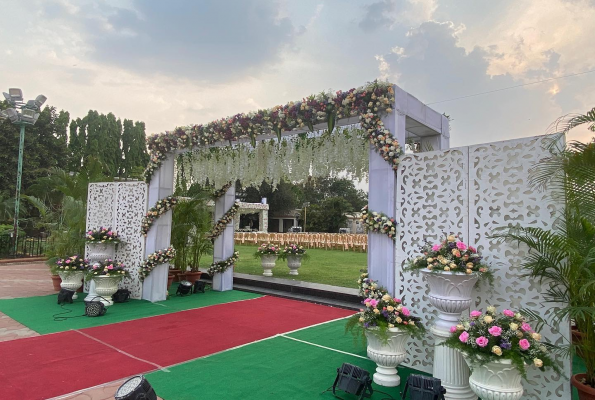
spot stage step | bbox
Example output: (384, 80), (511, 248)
(199, 271), (362, 311)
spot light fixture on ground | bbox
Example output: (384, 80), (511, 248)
(0, 88), (46, 256)
(115, 375), (157, 400)
(176, 280), (193, 296)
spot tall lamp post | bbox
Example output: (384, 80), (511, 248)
(303, 202), (310, 233)
(0, 88), (47, 256)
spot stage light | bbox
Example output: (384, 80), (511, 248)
(0, 110), (8, 120)
(85, 300), (107, 317)
(35, 94), (47, 108)
(20, 108), (36, 124)
(8, 88), (23, 102)
(402, 374), (446, 400)
(176, 280), (193, 296)
(193, 280), (206, 293)
(331, 363), (373, 399)
(115, 375), (157, 400)
(5, 108), (19, 123)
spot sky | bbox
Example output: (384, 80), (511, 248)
(1, 0), (594, 147)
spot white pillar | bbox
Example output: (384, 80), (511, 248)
(234, 211), (241, 231)
(278, 219), (283, 233)
(368, 90), (405, 296)
(432, 327), (476, 399)
(212, 185), (235, 291)
(142, 156), (174, 302)
(259, 210), (268, 232)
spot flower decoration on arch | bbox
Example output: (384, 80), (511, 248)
(144, 81), (402, 183)
(208, 200), (241, 240)
(360, 205), (396, 240)
(141, 196), (178, 236)
(207, 251), (239, 276)
(140, 246), (176, 281)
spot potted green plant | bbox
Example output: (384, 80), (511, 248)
(254, 243), (280, 277)
(443, 306), (561, 399)
(497, 111), (595, 398)
(185, 232), (213, 284)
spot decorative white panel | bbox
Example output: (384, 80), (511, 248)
(395, 135), (570, 399)
(396, 148), (469, 371)
(468, 136), (569, 399)
(86, 182), (148, 299)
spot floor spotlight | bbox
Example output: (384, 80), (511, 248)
(330, 363), (374, 399)
(115, 375), (157, 400)
(402, 374), (446, 400)
(176, 280), (193, 296)
(193, 280), (206, 293)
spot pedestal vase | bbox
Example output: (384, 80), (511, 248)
(91, 275), (123, 307)
(422, 269), (479, 400)
(58, 271), (84, 300)
(465, 358), (524, 400)
(364, 327), (409, 387)
(286, 255), (302, 276)
(261, 255), (277, 277)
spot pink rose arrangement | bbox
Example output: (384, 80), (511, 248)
(280, 243), (308, 258)
(405, 234), (493, 284)
(347, 269), (425, 342)
(51, 255), (89, 275)
(443, 306), (561, 378)
(255, 243), (280, 257)
(85, 258), (129, 280)
(86, 227), (121, 243)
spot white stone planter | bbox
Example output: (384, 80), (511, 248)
(422, 269), (479, 400)
(261, 254), (278, 277)
(364, 327), (409, 387)
(466, 358), (524, 400)
(58, 271), (84, 300)
(91, 275), (123, 307)
(87, 242), (116, 264)
(286, 255), (303, 276)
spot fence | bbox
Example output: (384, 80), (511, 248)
(0, 235), (50, 258)
(234, 232), (367, 251)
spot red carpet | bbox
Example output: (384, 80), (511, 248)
(0, 331), (150, 400)
(0, 296), (352, 399)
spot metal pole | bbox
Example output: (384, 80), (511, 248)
(304, 206), (307, 233)
(13, 123), (25, 256)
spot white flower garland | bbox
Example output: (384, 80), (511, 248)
(141, 196), (178, 236)
(361, 205), (396, 240)
(140, 246), (176, 281)
(208, 200), (240, 240)
(180, 127), (369, 188)
(207, 251), (239, 276)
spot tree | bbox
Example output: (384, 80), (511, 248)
(306, 197), (352, 233)
(121, 119), (149, 178)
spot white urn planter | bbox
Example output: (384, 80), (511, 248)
(87, 242), (116, 263)
(466, 359), (524, 400)
(261, 254), (278, 277)
(58, 271), (84, 300)
(422, 269), (479, 400)
(91, 276), (122, 307)
(364, 327), (409, 387)
(286, 255), (303, 276)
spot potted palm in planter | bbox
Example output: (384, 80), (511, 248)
(185, 232), (213, 284)
(346, 271), (425, 387)
(444, 306), (561, 399)
(280, 243), (308, 276)
(85, 259), (129, 307)
(52, 255), (89, 300)
(255, 243), (280, 276)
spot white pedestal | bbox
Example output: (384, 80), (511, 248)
(142, 263), (168, 302)
(84, 280), (98, 303)
(212, 186), (235, 292)
(432, 326), (477, 400)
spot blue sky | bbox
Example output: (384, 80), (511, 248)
(1, 0), (593, 145)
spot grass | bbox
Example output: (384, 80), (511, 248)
(231, 244), (367, 288)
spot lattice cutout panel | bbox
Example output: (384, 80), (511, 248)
(396, 147), (469, 371)
(86, 182), (147, 299)
(395, 135), (570, 399)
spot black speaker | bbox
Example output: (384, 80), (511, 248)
(112, 289), (130, 303)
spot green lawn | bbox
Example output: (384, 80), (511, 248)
(232, 244), (367, 288)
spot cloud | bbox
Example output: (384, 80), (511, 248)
(359, 0), (436, 31)
(41, 0), (297, 82)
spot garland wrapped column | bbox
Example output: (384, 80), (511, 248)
(211, 184), (237, 291)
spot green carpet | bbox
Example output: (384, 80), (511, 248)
(147, 335), (425, 400)
(0, 284), (261, 334)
